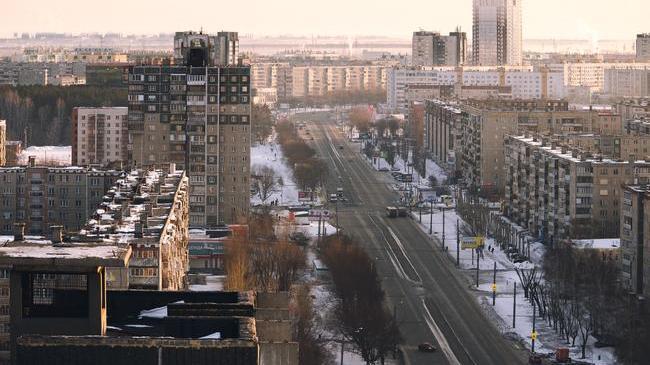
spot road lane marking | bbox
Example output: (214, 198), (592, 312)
(422, 298), (462, 365)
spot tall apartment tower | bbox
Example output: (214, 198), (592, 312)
(128, 31), (250, 227)
(412, 31), (467, 66)
(637, 34), (650, 62)
(472, 0), (523, 66)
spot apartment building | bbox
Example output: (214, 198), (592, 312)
(0, 121), (5, 166)
(472, 0), (522, 66)
(173, 31), (239, 67)
(604, 67), (650, 97)
(425, 99), (612, 193)
(424, 99), (462, 169)
(412, 30), (467, 67)
(326, 67), (347, 93)
(561, 134), (650, 161)
(250, 62), (293, 99)
(617, 98), (650, 122)
(308, 66), (328, 96)
(548, 62), (650, 92)
(127, 31), (250, 227)
(504, 135), (650, 245)
(620, 185), (650, 295)
(386, 66), (566, 111)
(291, 66), (309, 97)
(637, 34), (650, 62)
(72, 107), (128, 167)
(0, 163), (122, 235)
(80, 168), (189, 291)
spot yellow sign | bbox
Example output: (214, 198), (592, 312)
(491, 283), (497, 292)
(531, 331), (538, 340)
(461, 236), (486, 250)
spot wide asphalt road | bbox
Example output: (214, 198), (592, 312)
(293, 111), (529, 365)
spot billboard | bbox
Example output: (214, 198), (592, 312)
(461, 236), (485, 250)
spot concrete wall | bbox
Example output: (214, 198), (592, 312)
(259, 341), (299, 365)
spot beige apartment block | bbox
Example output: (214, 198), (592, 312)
(505, 135), (650, 245)
(0, 164), (122, 235)
(72, 107), (128, 167)
(620, 185), (650, 296)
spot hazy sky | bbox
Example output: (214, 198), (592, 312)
(1, 0), (646, 39)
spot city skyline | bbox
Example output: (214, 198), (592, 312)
(1, 0), (647, 40)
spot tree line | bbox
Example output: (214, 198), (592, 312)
(0, 85), (127, 146)
(276, 120), (328, 194)
(319, 234), (401, 364)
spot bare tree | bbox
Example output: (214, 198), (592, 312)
(252, 165), (281, 204)
(292, 285), (333, 365)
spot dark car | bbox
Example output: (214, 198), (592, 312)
(418, 343), (436, 352)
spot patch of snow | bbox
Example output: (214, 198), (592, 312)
(18, 146), (71, 166)
(199, 332), (222, 340)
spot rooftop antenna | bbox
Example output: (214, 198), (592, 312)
(200, 27), (203, 35)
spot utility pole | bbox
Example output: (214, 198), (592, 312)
(340, 342), (344, 365)
(456, 218), (460, 266)
(513, 282), (517, 328)
(475, 247), (480, 287)
(531, 300), (537, 353)
(429, 201), (433, 235)
(492, 262), (497, 306)
(335, 199), (339, 236)
(441, 207), (446, 250)
(419, 200), (422, 223)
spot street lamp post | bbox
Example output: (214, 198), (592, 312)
(429, 201), (433, 235)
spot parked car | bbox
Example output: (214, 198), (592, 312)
(418, 343), (437, 352)
(391, 172), (402, 178)
(378, 167), (390, 172)
(289, 231), (309, 245)
(338, 145), (344, 149)
(329, 194), (338, 202)
(390, 166), (401, 171)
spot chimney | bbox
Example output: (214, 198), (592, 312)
(561, 146), (567, 154)
(13, 223), (25, 241)
(28, 156), (36, 167)
(50, 225), (64, 244)
(169, 163), (176, 174)
(134, 222), (143, 238)
(571, 150), (578, 158)
(151, 196), (158, 208)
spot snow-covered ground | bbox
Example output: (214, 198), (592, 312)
(362, 147), (448, 187)
(251, 137), (301, 206)
(406, 180), (618, 363)
(189, 275), (225, 292)
(18, 145), (71, 166)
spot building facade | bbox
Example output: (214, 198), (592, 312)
(0, 164), (123, 235)
(412, 31), (467, 67)
(505, 135), (650, 245)
(128, 31), (250, 227)
(472, 0), (522, 66)
(386, 66), (565, 111)
(0, 121), (5, 167)
(637, 34), (650, 62)
(604, 67), (650, 97)
(620, 185), (650, 296)
(72, 107), (128, 167)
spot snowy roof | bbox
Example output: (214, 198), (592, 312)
(0, 240), (131, 267)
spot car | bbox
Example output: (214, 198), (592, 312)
(378, 167), (390, 172)
(513, 257), (528, 264)
(391, 172), (402, 178)
(338, 145), (344, 149)
(329, 194), (338, 203)
(390, 166), (401, 171)
(418, 343), (437, 352)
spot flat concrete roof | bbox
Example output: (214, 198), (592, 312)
(0, 243), (131, 268)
